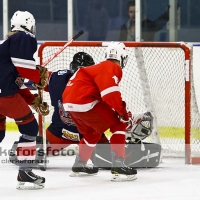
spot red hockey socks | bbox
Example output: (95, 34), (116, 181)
(78, 138), (96, 162)
(110, 133), (126, 158)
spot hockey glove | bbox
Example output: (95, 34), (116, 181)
(31, 94), (50, 116)
(119, 101), (133, 131)
(119, 101), (144, 133)
(34, 65), (48, 90)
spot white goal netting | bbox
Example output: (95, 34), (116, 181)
(38, 41), (200, 163)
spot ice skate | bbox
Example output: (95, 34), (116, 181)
(111, 151), (137, 182)
(70, 155), (98, 177)
(16, 170), (45, 190)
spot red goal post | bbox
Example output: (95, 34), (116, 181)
(38, 41), (200, 164)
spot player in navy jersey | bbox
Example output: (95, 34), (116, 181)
(0, 10), (48, 189)
(44, 51), (110, 155)
(45, 52), (108, 155)
(10, 52), (109, 159)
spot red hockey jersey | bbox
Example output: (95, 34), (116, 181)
(62, 60), (125, 116)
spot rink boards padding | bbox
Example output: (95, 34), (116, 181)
(92, 142), (161, 168)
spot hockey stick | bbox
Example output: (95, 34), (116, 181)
(38, 30), (84, 171)
(42, 30), (84, 67)
(38, 89), (47, 171)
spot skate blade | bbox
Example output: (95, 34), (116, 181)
(70, 171), (98, 177)
(16, 182), (45, 190)
(111, 174), (137, 182)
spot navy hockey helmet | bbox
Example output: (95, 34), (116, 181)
(70, 52), (95, 74)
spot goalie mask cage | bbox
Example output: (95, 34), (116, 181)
(38, 41), (200, 164)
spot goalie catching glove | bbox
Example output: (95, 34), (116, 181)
(119, 102), (153, 141)
(34, 65), (48, 90)
(31, 94), (50, 116)
(127, 111), (154, 141)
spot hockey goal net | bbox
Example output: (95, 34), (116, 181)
(38, 41), (200, 164)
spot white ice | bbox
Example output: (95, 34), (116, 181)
(0, 132), (200, 200)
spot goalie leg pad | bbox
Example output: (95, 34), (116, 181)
(125, 142), (161, 168)
(92, 142), (161, 169)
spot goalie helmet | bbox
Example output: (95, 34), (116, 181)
(70, 52), (95, 74)
(128, 111), (154, 141)
(105, 42), (128, 69)
(11, 11), (36, 35)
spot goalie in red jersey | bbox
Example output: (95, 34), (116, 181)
(62, 42), (138, 181)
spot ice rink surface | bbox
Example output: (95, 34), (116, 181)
(0, 132), (200, 200)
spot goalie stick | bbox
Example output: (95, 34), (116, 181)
(38, 30), (84, 171)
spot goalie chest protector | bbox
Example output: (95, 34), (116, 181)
(92, 142), (161, 169)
